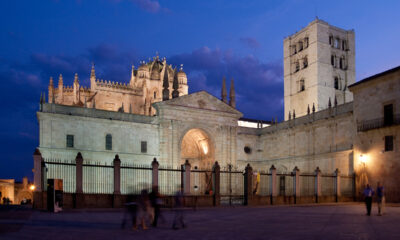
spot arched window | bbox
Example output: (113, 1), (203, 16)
(299, 79), (305, 92)
(304, 37), (309, 48)
(331, 55), (335, 66)
(329, 35), (333, 46)
(339, 58), (343, 69)
(298, 41), (303, 51)
(105, 134), (112, 150)
(154, 91), (157, 99)
(303, 56), (308, 68)
(334, 77), (339, 90)
(334, 38), (340, 49)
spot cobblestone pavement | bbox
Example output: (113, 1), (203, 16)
(1, 203), (400, 240)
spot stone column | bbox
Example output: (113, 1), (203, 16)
(75, 152), (84, 208)
(335, 168), (341, 202)
(244, 164), (253, 206)
(183, 160), (191, 195)
(270, 165), (277, 198)
(152, 158), (159, 188)
(213, 161), (221, 206)
(293, 166), (300, 204)
(113, 155), (121, 208)
(315, 167), (321, 203)
(33, 149), (43, 209)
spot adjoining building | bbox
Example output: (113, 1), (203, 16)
(33, 19), (400, 207)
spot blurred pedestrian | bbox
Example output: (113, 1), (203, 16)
(149, 186), (163, 227)
(136, 189), (151, 230)
(376, 182), (385, 216)
(172, 187), (186, 230)
(121, 194), (138, 230)
(363, 184), (374, 216)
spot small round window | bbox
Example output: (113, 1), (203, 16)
(244, 146), (252, 154)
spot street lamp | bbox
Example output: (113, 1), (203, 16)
(29, 185), (35, 191)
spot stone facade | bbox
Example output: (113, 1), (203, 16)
(284, 19), (355, 120)
(47, 56), (188, 116)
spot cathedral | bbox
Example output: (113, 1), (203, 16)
(34, 19), (400, 203)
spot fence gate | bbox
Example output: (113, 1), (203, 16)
(220, 165), (244, 205)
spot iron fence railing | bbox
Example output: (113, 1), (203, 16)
(357, 114), (400, 132)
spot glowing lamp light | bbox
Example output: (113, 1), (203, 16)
(29, 185), (36, 191)
(360, 154), (367, 165)
(200, 140), (208, 154)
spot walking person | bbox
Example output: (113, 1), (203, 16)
(121, 194), (138, 230)
(149, 186), (163, 227)
(172, 187), (186, 230)
(363, 184), (374, 216)
(376, 182), (385, 216)
(136, 189), (151, 230)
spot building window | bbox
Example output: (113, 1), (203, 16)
(105, 134), (112, 150)
(334, 77), (339, 90)
(154, 91), (157, 99)
(331, 55), (335, 67)
(384, 104), (394, 126)
(298, 41), (303, 52)
(66, 135), (74, 148)
(295, 61), (300, 72)
(141, 141), (147, 153)
(339, 57), (343, 69)
(304, 37), (309, 48)
(299, 79), (305, 92)
(334, 38), (340, 48)
(291, 45), (297, 55)
(329, 35), (333, 46)
(244, 146), (252, 154)
(385, 136), (394, 152)
(342, 40), (347, 50)
(303, 57), (308, 68)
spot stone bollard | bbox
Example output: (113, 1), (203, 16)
(270, 165), (277, 204)
(113, 155), (121, 208)
(293, 166), (300, 204)
(335, 168), (341, 202)
(244, 163), (253, 206)
(75, 152), (84, 208)
(315, 167), (321, 203)
(213, 161), (221, 206)
(152, 157), (159, 189)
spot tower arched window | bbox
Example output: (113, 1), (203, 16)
(303, 56), (308, 68)
(295, 61), (300, 72)
(105, 134), (112, 150)
(304, 37), (309, 48)
(299, 79), (305, 92)
(329, 35), (333, 46)
(298, 41), (303, 52)
(334, 77), (339, 90)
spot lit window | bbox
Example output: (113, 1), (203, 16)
(105, 134), (112, 150)
(66, 135), (74, 148)
(385, 136), (393, 152)
(141, 141), (147, 153)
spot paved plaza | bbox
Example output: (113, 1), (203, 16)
(1, 203), (400, 239)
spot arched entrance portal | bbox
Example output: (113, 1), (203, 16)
(180, 128), (214, 169)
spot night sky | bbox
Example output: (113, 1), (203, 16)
(1, 0), (399, 180)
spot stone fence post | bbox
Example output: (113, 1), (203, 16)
(244, 163), (253, 206)
(183, 160), (191, 195)
(270, 165), (277, 201)
(213, 161), (220, 206)
(152, 158), (159, 188)
(315, 167), (321, 203)
(75, 152), (84, 208)
(335, 168), (341, 202)
(293, 166), (300, 204)
(113, 155), (121, 208)
(33, 149), (44, 209)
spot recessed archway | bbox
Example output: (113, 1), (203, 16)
(180, 128), (214, 169)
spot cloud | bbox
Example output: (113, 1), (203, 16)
(240, 37), (261, 49)
(168, 46), (284, 120)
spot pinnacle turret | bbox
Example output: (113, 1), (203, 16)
(221, 77), (227, 103)
(229, 78), (235, 108)
(162, 67), (169, 101)
(172, 71), (179, 99)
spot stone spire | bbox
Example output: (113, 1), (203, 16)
(293, 109), (296, 119)
(130, 65), (135, 86)
(221, 77), (227, 103)
(74, 73), (79, 84)
(90, 63), (96, 90)
(307, 104), (310, 115)
(162, 67), (170, 101)
(58, 74), (63, 86)
(172, 70), (179, 98)
(288, 111), (291, 120)
(328, 97), (332, 108)
(334, 96), (338, 107)
(312, 103), (315, 113)
(49, 76), (54, 88)
(48, 77), (54, 103)
(229, 78), (236, 108)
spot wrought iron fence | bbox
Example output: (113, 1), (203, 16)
(321, 174), (336, 196)
(299, 174), (315, 196)
(258, 172), (271, 196)
(277, 173), (294, 196)
(83, 162), (113, 194)
(158, 167), (182, 195)
(340, 175), (354, 197)
(357, 114), (400, 132)
(43, 158), (76, 193)
(120, 162), (152, 194)
(190, 168), (213, 195)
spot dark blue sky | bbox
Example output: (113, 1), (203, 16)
(1, 0), (399, 180)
